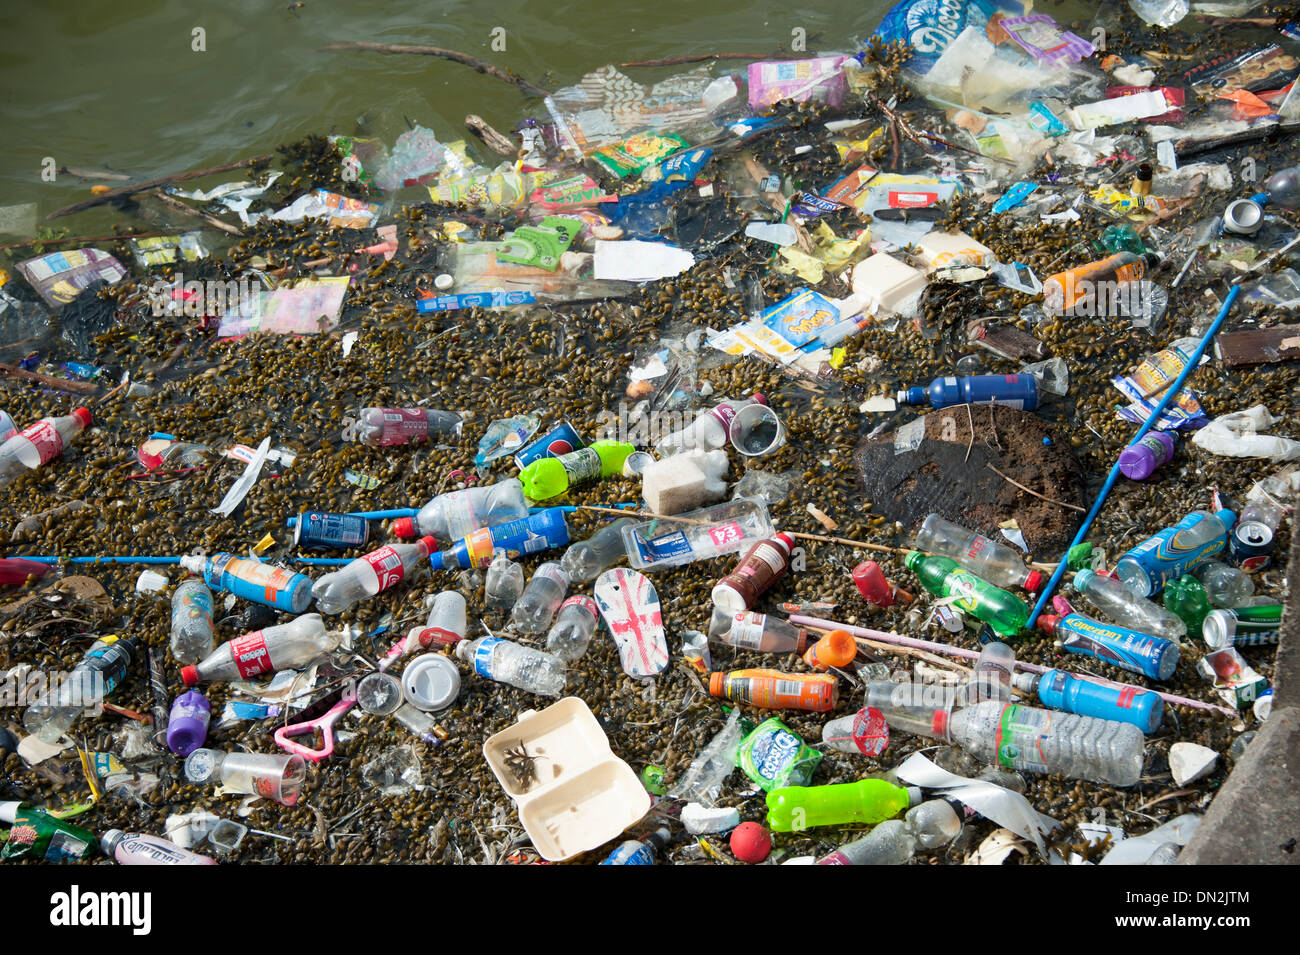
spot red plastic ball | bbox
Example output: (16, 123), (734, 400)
(730, 822), (772, 864)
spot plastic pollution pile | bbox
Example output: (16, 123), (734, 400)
(0, 0), (1297, 868)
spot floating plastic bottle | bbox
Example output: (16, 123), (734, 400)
(1115, 509), (1236, 597)
(180, 553), (313, 614)
(966, 640), (1016, 703)
(101, 830), (217, 866)
(184, 749), (306, 806)
(181, 614), (337, 686)
(430, 508), (570, 571)
(170, 579), (216, 665)
(23, 635), (140, 743)
(905, 552), (1029, 637)
(1071, 569), (1187, 641)
(766, 778), (920, 832)
(655, 395), (769, 454)
(350, 407), (463, 447)
(510, 561), (569, 633)
(708, 668), (837, 712)
(1163, 575), (1213, 637)
(599, 827), (671, 865)
(623, 498), (774, 571)
(711, 533), (796, 612)
(411, 591), (467, 648)
(816, 799), (963, 864)
(1118, 431), (1176, 482)
(484, 549), (526, 611)
(311, 537), (436, 614)
(913, 514), (1042, 593)
(166, 690), (211, 755)
(1193, 559), (1255, 608)
(393, 480), (529, 541)
(0, 407), (92, 487)
(455, 636), (566, 696)
(896, 375), (1038, 411)
(546, 595), (600, 662)
(560, 517), (635, 582)
(1013, 669), (1163, 734)
(518, 440), (634, 501)
(1037, 611), (1179, 681)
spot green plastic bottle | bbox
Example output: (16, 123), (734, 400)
(766, 779), (919, 833)
(1163, 574), (1212, 637)
(905, 552), (1029, 637)
(518, 440), (634, 501)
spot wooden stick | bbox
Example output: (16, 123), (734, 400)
(465, 115), (518, 157)
(318, 42), (551, 98)
(149, 190), (243, 236)
(0, 231), (191, 252)
(47, 155), (273, 219)
(58, 166), (132, 182)
(986, 464), (1086, 513)
(0, 363), (97, 395)
(620, 52), (798, 68)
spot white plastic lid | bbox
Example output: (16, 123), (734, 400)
(402, 654), (461, 712)
(184, 748), (221, 784)
(0, 801), (21, 824)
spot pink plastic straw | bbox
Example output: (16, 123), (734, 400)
(788, 614), (1239, 719)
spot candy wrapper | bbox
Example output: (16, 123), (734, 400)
(16, 248), (127, 307)
(747, 57), (847, 108)
(1111, 338), (1208, 431)
(736, 717), (822, 791)
(997, 15), (1094, 66)
(1183, 44), (1299, 100)
(681, 630), (711, 674)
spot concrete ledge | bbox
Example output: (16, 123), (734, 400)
(1178, 511), (1299, 865)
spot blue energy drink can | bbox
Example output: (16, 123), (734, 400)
(1022, 669), (1163, 734)
(293, 511), (371, 551)
(513, 420), (585, 469)
(1044, 612), (1180, 681)
(1115, 509), (1236, 596)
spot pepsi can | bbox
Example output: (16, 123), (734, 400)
(513, 420), (585, 469)
(293, 511), (370, 551)
(1229, 520), (1274, 572)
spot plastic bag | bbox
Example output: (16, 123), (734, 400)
(1191, 406), (1300, 461)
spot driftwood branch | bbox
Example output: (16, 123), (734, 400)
(46, 155), (273, 219)
(0, 362), (98, 395)
(148, 190), (244, 236)
(465, 114), (518, 157)
(0, 231), (183, 252)
(620, 52), (799, 68)
(318, 42), (551, 98)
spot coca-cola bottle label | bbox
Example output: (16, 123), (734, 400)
(561, 595), (598, 616)
(229, 631), (272, 678)
(707, 402), (739, 429)
(364, 546), (405, 590)
(21, 421), (64, 465)
(378, 409), (430, 446)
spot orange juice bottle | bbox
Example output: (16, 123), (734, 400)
(708, 668), (838, 712)
(803, 630), (857, 671)
(1042, 251), (1160, 313)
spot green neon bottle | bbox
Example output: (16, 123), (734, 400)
(518, 440), (634, 501)
(905, 551), (1028, 637)
(1163, 575), (1212, 637)
(766, 778), (920, 833)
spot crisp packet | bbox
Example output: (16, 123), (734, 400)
(592, 132), (688, 178)
(1111, 338), (1208, 431)
(1198, 647), (1268, 708)
(681, 630), (711, 674)
(1183, 44), (1299, 100)
(997, 15), (1094, 66)
(761, 288), (842, 347)
(131, 232), (208, 267)
(736, 717), (822, 791)
(16, 248), (127, 307)
(747, 56), (847, 108)
(871, 0), (1025, 76)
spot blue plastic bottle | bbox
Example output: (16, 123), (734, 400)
(1016, 669), (1163, 734)
(429, 507), (570, 571)
(179, 553), (313, 613)
(1115, 509), (1236, 597)
(599, 828), (670, 865)
(896, 374), (1039, 411)
(1037, 612), (1179, 681)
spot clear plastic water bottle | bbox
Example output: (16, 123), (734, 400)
(411, 591), (467, 647)
(0, 407), (92, 487)
(966, 641), (1015, 703)
(510, 561), (569, 633)
(484, 550), (525, 612)
(350, 407), (463, 447)
(1071, 569), (1187, 641)
(599, 827), (671, 865)
(559, 518), (635, 582)
(0, 410), (18, 442)
(545, 595), (600, 662)
(913, 514), (1042, 593)
(311, 537), (436, 614)
(668, 708), (743, 804)
(170, 579), (215, 665)
(1194, 560), (1255, 608)
(867, 682), (1145, 787)
(183, 748), (306, 806)
(455, 635), (566, 696)
(392, 480), (529, 541)
(24, 635), (140, 743)
(180, 614), (338, 686)
(817, 798), (963, 864)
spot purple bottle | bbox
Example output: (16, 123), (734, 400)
(1119, 431), (1176, 481)
(166, 690), (211, 756)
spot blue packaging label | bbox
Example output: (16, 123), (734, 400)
(600, 843), (654, 865)
(761, 289), (841, 347)
(416, 290), (536, 313)
(474, 637), (503, 679)
(513, 422), (585, 469)
(635, 529), (692, 564)
(1120, 514), (1227, 592)
(1057, 615), (1173, 681)
(300, 511), (369, 548)
(871, 0), (1025, 75)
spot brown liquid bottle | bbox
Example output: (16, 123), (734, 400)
(711, 532), (796, 612)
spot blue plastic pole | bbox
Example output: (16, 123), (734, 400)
(284, 508), (417, 528)
(1026, 284), (1241, 629)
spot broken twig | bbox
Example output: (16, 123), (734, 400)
(47, 156), (273, 219)
(318, 42), (551, 98)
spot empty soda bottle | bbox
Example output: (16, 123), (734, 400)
(1193, 560), (1255, 608)
(817, 798), (963, 864)
(166, 690), (211, 756)
(184, 748), (306, 806)
(350, 407), (463, 447)
(1163, 575), (1213, 637)
(393, 479), (529, 541)
(600, 827), (672, 865)
(311, 537), (436, 614)
(965, 641), (1015, 703)
(655, 395), (767, 454)
(1116, 509), (1236, 597)
(913, 514), (1042, 593)
(170, 579), (215, 665)
(559, 517), (635, 582)
(0, 407), (92, 487)
(546, 595), (600, 662)
(766, 778), (920, 832)
(896, 375), (1038, 411)
(905, 552), (1029, 637)
(510, 561), (569, 633)
(518, 440), (634, 500)
(484, 549), (525, 612)
(181, 614), (337, 686)
(708, 606), (808, 654)
(24, 635), (140, 743)
(455, 636), (566, 696)
(851, 560), (912, 607)
(180, 553), (313, 614)
(1071, 569), (1186, 641)
(411, 591), (467, 647)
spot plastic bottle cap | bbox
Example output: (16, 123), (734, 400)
(0, 801), (21, 824)
(180, 665), (199, 686)
(1036, 614), (1060, 634)
(710, 584), (748, 614)
(100, 829), (124, 856)
(72, 408), (92, 428)
(419, 535), (438, 553)
(773, 531), (795, 554)
(907, 786), (924, 807)
(708, 672), (725, 697)
(392, 517), (415, 538)
(750, 393), (768, 407)
(1073, 568), (1094, 591)
(401, 654), (461, 712)
(1023, 569), (1044, 594)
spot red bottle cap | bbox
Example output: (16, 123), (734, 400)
(180, 665), (199, 687)
(1024, 569), (1044, 593)
(419, 535), (438, 555)
(1037, 614), (1060, 635)
(392, 517), (415, 538)
(773, 531), (795, 555)
(416, 627), (462, 648)
(72, 408), (92, 428)
(750, 393), (768, 407)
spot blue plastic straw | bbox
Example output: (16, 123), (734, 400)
(284, 508), (417, 528)
(1026, 284), (1241, 629)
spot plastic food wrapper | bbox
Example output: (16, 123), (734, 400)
(894, 751), (1058, 857)
(497, 217), (581, 271)
(1069, 89), (1174, 129)
(373, 126), (450, 191)
(130, 232), (208, 267)
(547, 64), (716, 148)
(430, 165), (558, 209)
(747, 56), (847, 108)
(476, 414), (540, 468)
(259, 189), (381, 229)
(761, 288), (844, 347)
(668, 708), (744, 805)
(681, 630), (711, 673)
(172, 172), (283, 223)
(211, 436), (271, 517)
(1198, 647), (1268, 708)
(1191, 405), (1300, 462)
(529, 174), (615, 210)
(593, 240), (694, 282)
(361, 745), (424, 795)
(431, 241), (634, 305)
(735, 717), (822, 791)
(1111, 339), (1208, 431)
(217, 277), (348, 337)
(871, 0), (1025, 77)
(16, 248), (128, 307)
(592, 132), (689, 178)
(330, 135), (386, 192)
(1183, 44), (1299, 100)
(998, 15), (1094, 66)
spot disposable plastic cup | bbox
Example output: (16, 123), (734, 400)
(729, 404), (786, 457)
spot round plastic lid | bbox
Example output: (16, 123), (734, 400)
(401, 654), (461, 712)
(392, 517), (414, 538)
(183, 748), (220, 784)
(72, 408), (92, 428)
(710, 583), (747, 614)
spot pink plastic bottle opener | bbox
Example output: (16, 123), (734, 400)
(273, 688), (357, 762)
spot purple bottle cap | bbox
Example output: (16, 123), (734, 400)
(167, 689), (211, 757)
